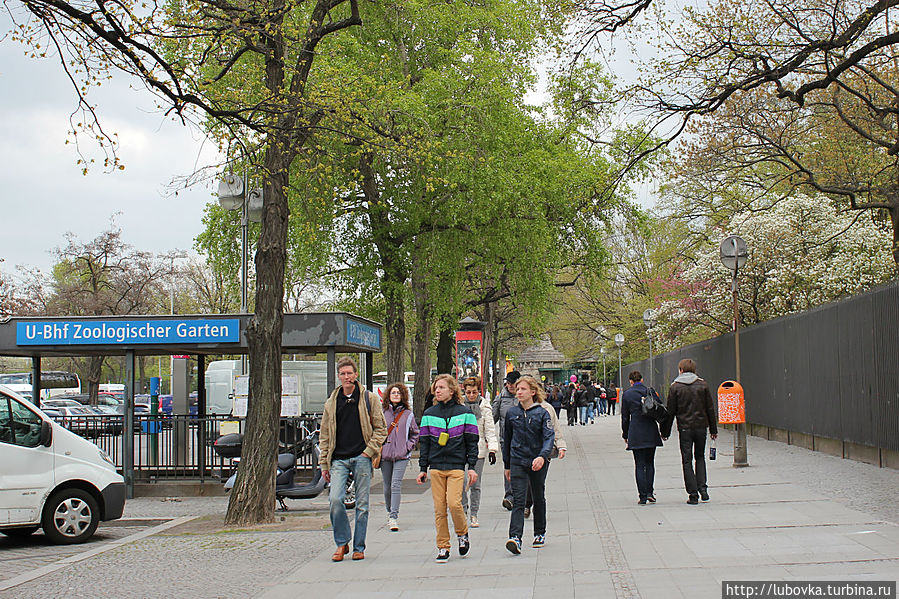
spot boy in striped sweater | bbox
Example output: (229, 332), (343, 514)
(416, 374), (480, 562)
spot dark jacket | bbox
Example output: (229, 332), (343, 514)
(419, 400), (479, 472)
(621, 382), (663, 450)
(660, 372), (718, 438)
(502, 403), (555, 468)
(574, 386), (590, 408)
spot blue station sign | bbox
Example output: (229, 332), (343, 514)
(346, 318), (381, 350)
(16, 319), (241, 346)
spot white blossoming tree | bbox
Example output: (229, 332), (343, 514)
(654, 194), (896, 350)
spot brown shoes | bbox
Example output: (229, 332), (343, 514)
(331, 544), (349, 562)
(351, 551), (365, 560)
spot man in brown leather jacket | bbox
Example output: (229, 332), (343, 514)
(660, 358), (718, 504)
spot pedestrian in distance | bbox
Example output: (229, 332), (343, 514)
(379, 382), (420, 531)
(575, 382), (590, 425)
(417, 375), (480, 563)
(660, 358), (718, 504)
(319, 356), (388, 562)
(547, 384), (564, 418)
(606, 384), (618, 416)
(565, 379), (578, 426)
(597, 383), (608, 416)
(503, 374), (555, 555)
(620, 370), (663, 505)
(461, 376), (498, 528)
(492, 370), (521, 510)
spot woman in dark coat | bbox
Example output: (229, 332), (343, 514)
(620, 370), (663, 505)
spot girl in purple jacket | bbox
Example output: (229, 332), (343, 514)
(380, 383), (420, 531)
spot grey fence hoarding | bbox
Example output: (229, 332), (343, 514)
(626, 280), (899, 452)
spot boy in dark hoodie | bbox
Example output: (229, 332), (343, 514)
(417, 374), (479, 563)
(661, 358), (718, 504)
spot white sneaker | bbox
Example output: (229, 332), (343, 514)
(388, 517), (399, 531)
(470, 515), (479, 528)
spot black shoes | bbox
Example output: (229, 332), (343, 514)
(436, 548), (450, 563)
(647, 495), (656, 503)
(458, 533), (470, 556)
(638, 498), (647, 505)
(502, 498), (513, 511)
(700, 490), (710, 502)
(687, 495), (699, 505)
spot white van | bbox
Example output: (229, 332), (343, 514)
(0, 385), (125, 544)
(204, 360), (330, 415)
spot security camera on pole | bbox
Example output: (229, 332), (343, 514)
(217, 173), (263, 377)
(600, 347), (607, 387)
(614, 333), (624, 393)
(720, 234), (749, 467)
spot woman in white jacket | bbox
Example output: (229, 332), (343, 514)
(461, 376), (499, 528)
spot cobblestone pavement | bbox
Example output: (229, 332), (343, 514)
(0, 521), (157, 585)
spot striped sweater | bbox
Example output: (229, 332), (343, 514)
(418, 400), (479, 472)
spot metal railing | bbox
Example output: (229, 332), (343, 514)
(60, 413), (321, 481)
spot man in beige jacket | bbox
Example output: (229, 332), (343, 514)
(319, 357), (387, 562)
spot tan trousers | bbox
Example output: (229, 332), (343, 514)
(429, 469), (468, 549)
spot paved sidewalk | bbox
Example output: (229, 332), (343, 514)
(261, 416), (899, 599)
(2, 415), (897, 598)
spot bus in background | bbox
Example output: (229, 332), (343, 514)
(0, 371), (82, 402)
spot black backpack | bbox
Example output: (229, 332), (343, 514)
(640, 387), (668, 423)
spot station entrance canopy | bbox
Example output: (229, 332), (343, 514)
(0, 312), (382, 496)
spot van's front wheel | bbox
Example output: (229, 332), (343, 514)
(41, 489), (100, 544)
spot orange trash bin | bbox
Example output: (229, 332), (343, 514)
(717, 381), (745, 424)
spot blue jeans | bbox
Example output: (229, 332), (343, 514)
(578, 405), (588, 424)
(598, 396), (607, 414)
(587, 404), (595, 421)
(329, 454), (372, 552)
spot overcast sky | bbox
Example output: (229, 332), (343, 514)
(0, 19), (219, 275)
(0, 13), (663, 279)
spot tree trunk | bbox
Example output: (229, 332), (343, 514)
(436, 328), (454, 375)
(491, 308), (501, 398)
(484, 301), (496, 397)
(86, 355), (104, 405)
(411, 252), (432, 418)
(360, 152), (406, 385)
(381, 277), (405, 385)
(224, 61), (291, 526)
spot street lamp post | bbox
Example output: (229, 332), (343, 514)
(614, 333), (624, 393)
(643, 308), (657, 388)
(217, 173), (263, 376)
(600, 347), (607, 387)
(720, 234), (749, 467)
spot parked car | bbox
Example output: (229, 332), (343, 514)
(0, 384), (125, 544)
(54, 406), (101, 438)
(41, 398), (84, 409)
(51, 393), (120, 407)
(85, 405), (124, 435)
